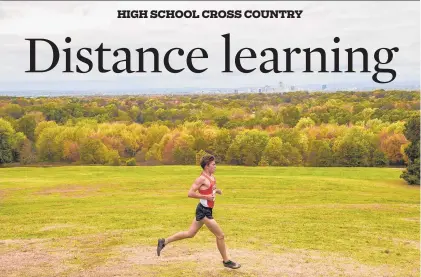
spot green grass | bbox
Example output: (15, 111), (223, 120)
(0, 166), (419, 276)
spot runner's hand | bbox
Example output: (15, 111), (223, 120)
(204, 195), (214, 201)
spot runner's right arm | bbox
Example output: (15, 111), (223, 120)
(188, 176), (213, 201)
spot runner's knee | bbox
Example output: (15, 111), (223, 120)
(186, 231), (196, 238)
(216, 232), (225, 240)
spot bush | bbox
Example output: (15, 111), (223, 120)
(401, 158), (420, 185)
(126, 158), (137, 166)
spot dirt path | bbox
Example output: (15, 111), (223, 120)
(0, 239), (417, 277)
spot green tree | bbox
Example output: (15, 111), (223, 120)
(79, 137), (117, 165)
(227, 130), (269, 166)
(372, 149), (389, 167)
(400, 116), (420, 185)
(262, 137), (287, 166)
(281, 142), (303, 166)
(16, 114), (38, 141)
(273, 128), (308, 163)
(333, 128), (373, 167)
(295, 117), (315, 130)
(0, 119), (14, 164)
(34, 121), (58, 141)
(36, 126), (63, 162)
(2, 104), (24, 119)
(280, 106), (301, 127)
(0, 118), (26, 164)
(173, 133), (196, 164)
(308, 140), (334, 166)
(145, 143), (163, 163)
(144, 124), (170, 150)
(183, 121), (208, 152)
(211, 128), (232, 163)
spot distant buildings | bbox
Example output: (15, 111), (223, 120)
(190, 81), (338, 95)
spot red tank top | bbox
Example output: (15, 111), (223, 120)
(199, 173), (216, 208)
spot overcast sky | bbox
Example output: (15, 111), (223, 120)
(0, 1), (419, 92)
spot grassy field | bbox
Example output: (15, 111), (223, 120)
(0, 166), (419, 277)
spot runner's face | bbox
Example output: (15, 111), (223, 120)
(208, 161), (216, 174)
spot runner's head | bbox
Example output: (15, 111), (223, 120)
(200, 154), (216, 173)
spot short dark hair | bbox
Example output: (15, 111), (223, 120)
(200, 154), (215, 169)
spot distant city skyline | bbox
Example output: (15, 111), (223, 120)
(0, 79), (419, 98)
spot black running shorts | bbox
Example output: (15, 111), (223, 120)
(195, 203), (213, 221)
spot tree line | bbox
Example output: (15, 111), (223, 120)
(0, 90), (419, 184)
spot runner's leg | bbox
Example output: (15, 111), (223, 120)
(165, 218), (204, 244)
(203, 218), (229, 262)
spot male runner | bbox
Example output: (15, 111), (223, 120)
(156, 154), (241, 269)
